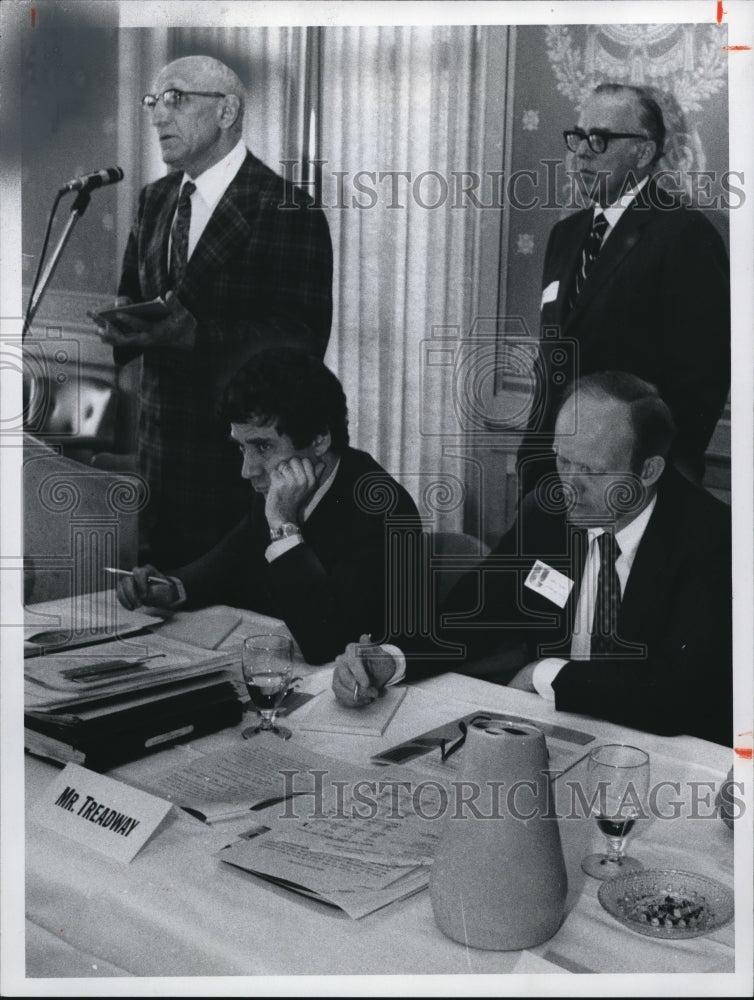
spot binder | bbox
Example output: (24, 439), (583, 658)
(25, 679), (242, 771)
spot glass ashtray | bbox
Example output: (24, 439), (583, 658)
(598, 869), (734, 939)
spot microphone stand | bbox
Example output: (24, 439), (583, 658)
(23, 188), (92, 340)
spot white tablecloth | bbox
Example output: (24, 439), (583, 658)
(16, 609), (750, 994)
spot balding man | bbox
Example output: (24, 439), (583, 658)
(518, 82), (730, 494)
(99, 56), (333, 566)
(335, 373), (732, 746)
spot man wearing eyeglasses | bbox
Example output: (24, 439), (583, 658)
(334, 372), (732, 746)
(97, 55), (333, 567)
(517, 82), (730, 496)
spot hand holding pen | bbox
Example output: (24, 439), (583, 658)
(106, 565), (180, 612)
(331, 634), (397, 709)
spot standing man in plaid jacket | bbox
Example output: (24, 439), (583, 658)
(99, 55), (333, 567)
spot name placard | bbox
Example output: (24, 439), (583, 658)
(33, 763), (172, 863)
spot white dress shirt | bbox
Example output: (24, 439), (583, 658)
(532, 494), (657, 699)
(170, 138), (247, 263)
(592, 174), (649, 246)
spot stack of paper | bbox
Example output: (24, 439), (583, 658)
(296, 685), (407, 737)
(131, 735), (443, 918)
(216, 759), (445, 918)
(24, 632), (242, 769)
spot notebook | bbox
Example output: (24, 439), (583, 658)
(296, 685), (407, 737)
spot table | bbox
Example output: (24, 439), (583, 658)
(18, 607), (749, 991)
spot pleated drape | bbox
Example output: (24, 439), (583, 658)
(116, 25), (502, 531)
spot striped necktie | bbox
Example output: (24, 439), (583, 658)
(168, 180), (196, 291)
(590, 530), (622, 657)
(570, 212), (608, 309)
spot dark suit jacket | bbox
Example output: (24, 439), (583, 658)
(116, 151), (333, 566)
(519, 181), (730, 489)
(421, 469), (732, 745)
(173, 448), (422, 665)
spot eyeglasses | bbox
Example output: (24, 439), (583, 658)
(141, 89), (226, 111)
(564, 128), (648, 154)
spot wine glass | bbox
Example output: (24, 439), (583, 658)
(581, 743), (650, 880)
(241, 633), (294, 740)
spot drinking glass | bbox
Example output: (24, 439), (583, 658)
(581, 743), (650, 880)
(241, 634), (294, 740)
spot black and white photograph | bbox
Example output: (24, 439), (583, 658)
(1, 0), (752, 994)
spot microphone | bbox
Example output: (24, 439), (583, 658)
(59, 166), (124, 194)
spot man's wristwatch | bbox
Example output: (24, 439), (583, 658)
(269, 522), (302, 542)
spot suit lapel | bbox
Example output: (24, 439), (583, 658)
(553, 211), (592, 327)
(180, 154), (258, 299)
(528, 521), (586, 659)
(618, 483), (677, 639)
(566, 186), (655, 329)
(146, 177), (180, 298)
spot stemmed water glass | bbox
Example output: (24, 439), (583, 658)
(581, 743), (650, 880)
(241, 633), (294, 740)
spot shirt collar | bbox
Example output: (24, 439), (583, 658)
(180, 138), (247, 213)
(302, 457), (341, 521)
(587, 492), (657, 570)
(594, 174), (649, 231)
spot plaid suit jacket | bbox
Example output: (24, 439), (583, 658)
(116, 151), (333, 566)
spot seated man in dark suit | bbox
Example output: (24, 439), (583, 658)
(117, 348), (421, 665)
(334, 371), (732, 745)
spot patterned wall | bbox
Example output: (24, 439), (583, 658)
(22, 27), (122, 297)
(502, 23), (730, 346)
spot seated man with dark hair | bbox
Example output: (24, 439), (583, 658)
(334, 371), (732, 745)
(118, 348), (421, 665)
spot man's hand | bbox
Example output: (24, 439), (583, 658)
(116, 564), (180, 611)
(265, 456), (324, 530)
(92, 292), (197, 350)
(506, 660), (539, 693)
(331, 635), (397, 708)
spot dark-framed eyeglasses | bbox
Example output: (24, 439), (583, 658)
(564, 128), (648, 154)
(141, 89), (227, 111)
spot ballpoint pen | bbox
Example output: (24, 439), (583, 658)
(104, 567), (170, 586)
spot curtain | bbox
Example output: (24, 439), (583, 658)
(115, 25), (504, 533)
(320, 25), (500, 531)
(116, 26), (314, 256)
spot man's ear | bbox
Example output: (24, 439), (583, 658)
(219, 94), (241, 130)
(636, 139), (657, 171)
(639, 454), (665, 488)
(311, 430), (332, 457)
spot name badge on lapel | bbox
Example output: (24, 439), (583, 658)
(541, 281), (559, 308)
(524, 559), (574, 608)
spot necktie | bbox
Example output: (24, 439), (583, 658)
(590, 530), (622, 657)
(169, 180), (196, 291)
(570, 212), (608, 308)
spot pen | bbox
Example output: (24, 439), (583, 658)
(104, 567), (169, 586)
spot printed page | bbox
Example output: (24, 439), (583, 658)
(131, 737), (369, 822)
(216, 779), (443, 917)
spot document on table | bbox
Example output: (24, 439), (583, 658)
(216, 778), (443, 918)
(296, 684), (407, 736)
(24, 632), (236, 711)
(152, 609), (244, 650)
(131, 738), (368, 822)
(24, 590), (163, 655)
